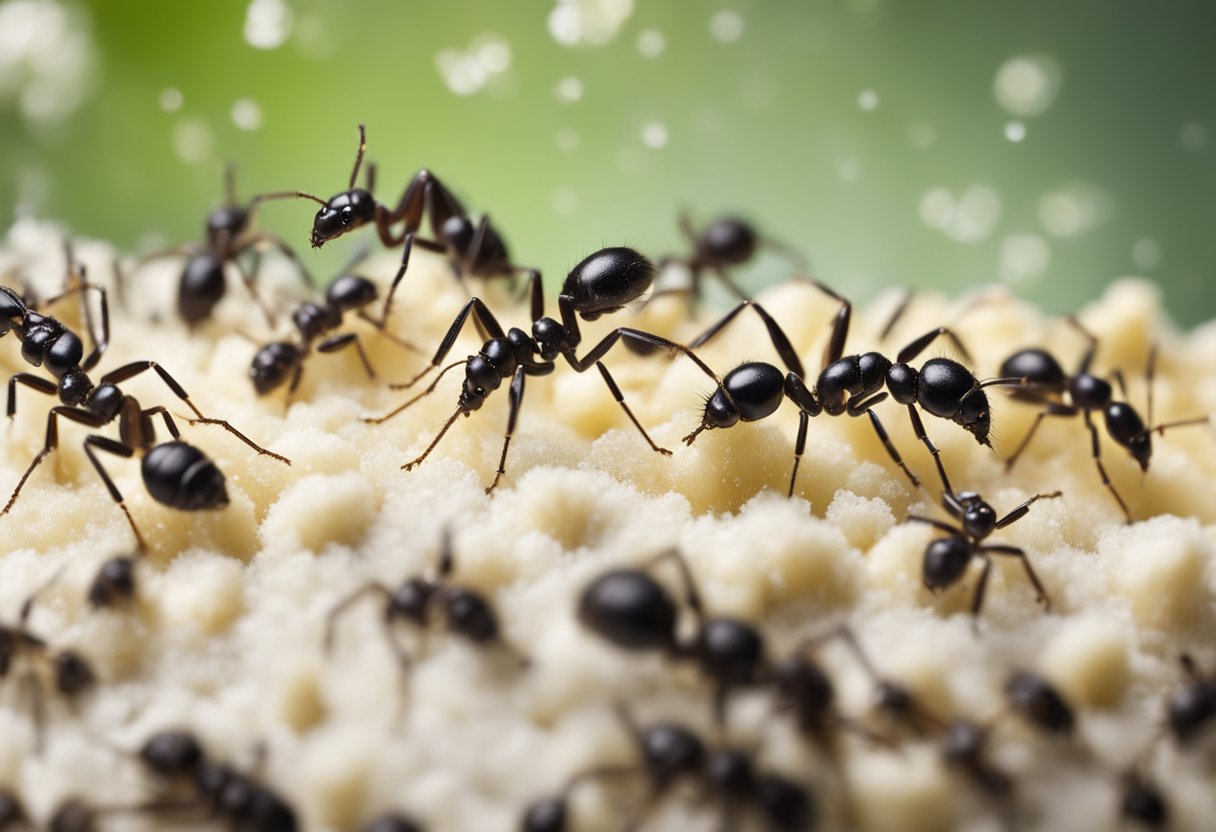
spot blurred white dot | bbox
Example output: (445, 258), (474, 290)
(1004, 121), (1026, 142)
(547, 0), (635, 47)
(555, 76), (584, 103)
(836, 158), (862, 180)
(637, 28), (665, 57)
(918, 188), (955, 229)
(909, 123), (936, 149)
(641, 121), (668, 149)
(293, 12), (337, 59)
(1038, 182), (1112, 238)
(0, 0), (95, 127)
(1180, 122), (1209, 151)
(158, 87), (183, 113)
(231, 98), (263, 131)
(173, 116), (214, 165)
(556, 127), (580, 153)
(475, 35), (511, 73)
(709, 10), (744, 43)
(1132, 238), (1162, 270)
(993, 55), (1061, 117)
(553, 187), (578, 216)
(920, 185), (1001, 242)
(436, 49), (487, 96)
(1000, 233), (1050, 284)
(857, 89), (879, 112)
(244, 0), (293, 50)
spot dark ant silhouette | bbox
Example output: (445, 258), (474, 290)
(938, 718), (1012, 798)
(0, 787), (24, 830)
(906, 486), (1059, 620)
(1, 280), (289, 549)
(135, 729), (297, 832)
(1000, 318), (1210, 523)
(127, 163), (312, 326)
(1115, 770), (1168, 829)
(678, 284), (1024, 497)
(361, 814), (423, 832)
(325, 529), (527, 670)
(657, 213), (805, 302)
(1003, 670), (1076, 737)
(249, 243), (423, 401)
(87, 553), (139, 609)
(0, 573), (95, 751)
(1165, 653), (1216, 745)
(273, 125), (532, 285)
(522, 707), (815, 832)
(577, 549), (768, 724)
(363, 247), (707, 493)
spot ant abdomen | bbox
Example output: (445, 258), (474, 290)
(141, 441), (229, 511)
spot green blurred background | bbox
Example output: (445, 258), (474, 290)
(1, 0), (1213, 322)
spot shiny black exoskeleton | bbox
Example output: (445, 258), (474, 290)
(1000, 320), (1209, 523)
(681, 284), (1022, 497)
(907, 488), (1058, 620)
(128, 164), (311, 326)
(249, 246), (421, 399)
(137, 729), (297, 832)
(365, 248), (696, 493)
(577, 550), (767, 722)
(1166, 654), (1216, 745)
(325, 530), (526, 669)
(1004, 670), (1075, 736)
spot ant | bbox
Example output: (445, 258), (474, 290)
(1003, 670), (1076, 737)
(324, 529), (527, 669)
(364, 247), (707, 493)
(87, 553), (139, 609)
(0, 573), (95, 751)
(136, 729), (298, 832)
(1115, 771), (1169, 829)
(658, 213), (805, 302)
(361, 814), (423, 832)
(276, 125), (532, 284)
(1000, 318), (1209, 523)
(249, 243), (423, 401)
(523, 707), (815, 832)
(937, 718), (1013, 799)
(679, 283), (1023, 497)
(577, 549), (768, 724)
(906, 484), (1059, 621)
(1165, 653), (1216, 745)
(127, 163), (312, 326)
(0, 788), (23, 830)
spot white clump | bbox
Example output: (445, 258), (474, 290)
(993, 54), (1062, 117)
(436, 33), (511, 96)
(709, 9), (745, 42)
(548, 0), (634, 47)
(172, 115), (215, 164)
(231, 97), (263, 131)
(243, 0), (293, 50)
(0, 0), (95, 126)
(1038, 181), (1112, 238)
(919, 184), (1002, 243)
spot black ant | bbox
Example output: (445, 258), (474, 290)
(1003, 670), (1076, 737)
(127, 163), (312, 326)
(0, 573), (95, 751)
(361, 814), (423, 832)
(679, 284), (1023, 496)
(1115, 770), (1169, 829)
(658, 213), (805, 302)
(1165, 653), (1216, 745)
(0, 788), (24, 830)
(363, 247), (706, 493)
(87, 553), (138, 609)
(906, 486), (1059, 620)
(577, 549), (768, 724)
(523, 707), (815, 832)
(249, 243), (422, 400)
(324, 529), (527, 669)
(938, 718), (1013, 798)
(275, 125), (532, 284)
(1000, 318), (1209, 523)
(136, 729), (297, 832)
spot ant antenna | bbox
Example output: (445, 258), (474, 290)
(349, 124), (367, 191)
(224, 162), (238, 207)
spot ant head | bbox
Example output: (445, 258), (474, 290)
(54, 650), (95, 696)
(1004, 670), (1075, 735)
(640, 724), (706, 788)
(1104, 402), (1151, 470)
(310, 189), (376, 248)
(702, 388), (741, 432)
(442, 588), (499, 643)
(58, 370), (94, 407)
(388, 577), (433, 625)
(722, 362), (785, 422)
(521, 797), (567, 832)
(706, 748), (755, 798)
(0, 286), (27, 334)
(88, 556), (136, 608)
(205, 205), (250, 248)
(956, 493), (997, 539)
(578, 569), (679, 651)
(922, 537), (971, 592)
(140, 730), (206, 776)
(957, 391), (992, 447)
(694, 617), (766, 687)
(87, 382), (123, 423)
(700, 217), (758, 265)
(459, 355), (504, 411)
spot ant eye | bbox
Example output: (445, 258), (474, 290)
(340, 206), (353, 223)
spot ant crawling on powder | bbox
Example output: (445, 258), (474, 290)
(364, 247), (708, 493)
(124, 163), (312, 327)
(522, 705), (815, 832)
(656, 213), (806, 303)
(249, 243), (423, 402)
(999, 318), (1210, 523)
(324, 528), (527, 670)
(578, 548), (768, 725)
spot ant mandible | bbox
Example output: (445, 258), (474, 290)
(906, 483), (1059, 621)
(364, 247), (708, 493)
(126, 163), (312, 327)
(1000, 318), (1210, 523)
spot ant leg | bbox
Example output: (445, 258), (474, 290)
(970, 557), (994, 620)
(7, 373), (57, 419)
(485, 365), (534, 494)
(789, 410), (809, 497)
(566, 328), (722, 384)
(391, 297), (507, 390)
(401, 407), (465, 472)
(993, 492), (1063, 529)
(980, 544), (1050, 610)
(317, 333), (378, 381)
(81, 434), (146, 552)
(99, 361), (290, 465)
(3, 406), (109, 515)
(1064, 315), (1099, 375)
(791, 277), (852, 370)
(687, 300), (805, 379)
(1003, 402), (1075, 471)
(710, 265), (749, 301)
(853, 405), (920, 488)
(646, 548), (705, 622)
(878, 289), (914, 342)
(364, 360), (467, 424)
(378, 170), (466, 245)
(1082, 410), (1133, 523)
(896, 327), (974, 366)
(905, 406), (950, 493)
(228, 255), (276, 329)
(1145, 343), (1156, 426)
(594, 362), (671, 455)
(906, 515), (963, 535)
(354, 311), (424, 354)
(323, 581), (393, 654)
(138, 406), (182, 440)
(236, 232), (316, 289)
(23, 670), (47, 754)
